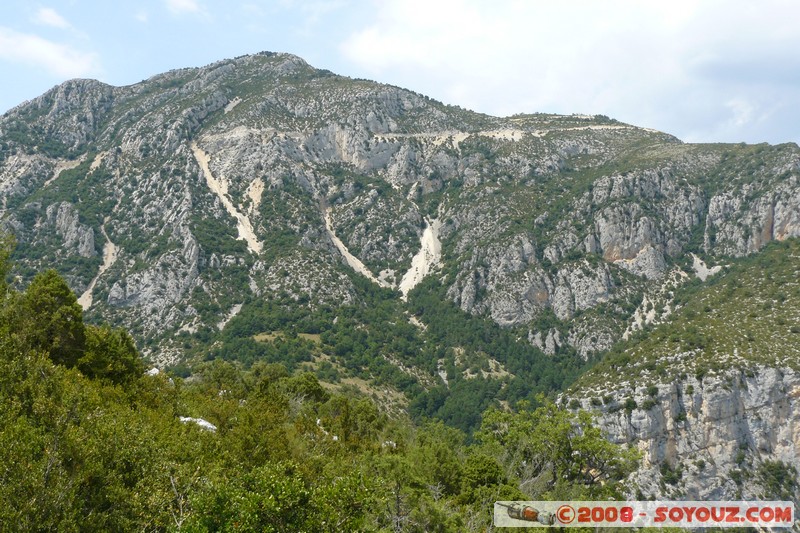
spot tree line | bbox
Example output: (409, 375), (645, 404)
(0, 235), (637, 531)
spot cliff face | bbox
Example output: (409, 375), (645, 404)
(576, 367), (800, 500)
(570, 239), (800, 502)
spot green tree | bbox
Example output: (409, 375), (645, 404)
(187, 462), (312, 532)
(0, 232), (15, 291)
(477, 398), (638, 500)
(411, 421), (465, 497)
(20, 269), (85, 368)
(80, 325), (144, 384)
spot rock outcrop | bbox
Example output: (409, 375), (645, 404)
(46, 202), (95, 258)
(575, 366), (800, 501)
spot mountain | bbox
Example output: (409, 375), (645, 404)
(1, 52), (799, 501)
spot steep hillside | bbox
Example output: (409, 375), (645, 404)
(1, 52), (799, 463)
(2, 52), (798, 368)
(569, 239), (800, 502)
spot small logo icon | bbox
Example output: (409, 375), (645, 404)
(557, 505), (576, 524)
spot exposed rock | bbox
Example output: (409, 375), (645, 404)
(46, 202), (95, 257)
(614, 244), (667, 280)
(691, 253), (722, 281)
(1, 50), (799, 378)
(579, 366), (800, 500)
(529, 328), (562, 355)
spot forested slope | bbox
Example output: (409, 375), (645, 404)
(0, 237), (634, 531)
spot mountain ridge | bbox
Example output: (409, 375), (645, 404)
(1, 51), (799, 502)
(2, 49), (798, 366)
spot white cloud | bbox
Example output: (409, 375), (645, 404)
(340, 0), (682, 115)
(0, 27), (101, 79)
(297, 1), (349, 26)
(339, 0), (800, 143)
(726, 99), (756, 129)
(135, 10), (149, 23)
(166, 0), (205, 16)
(32, 7), (72, 30)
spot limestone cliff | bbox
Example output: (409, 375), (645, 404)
(575, 367), (800, 501)
(570, 240), (800, 502)
(2, 54), (798, 364)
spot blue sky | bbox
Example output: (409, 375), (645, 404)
(1, 0), (799, 145)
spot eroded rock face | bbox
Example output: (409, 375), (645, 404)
(575, 365), (800, 501)
(0, 52), (799, 366)
(25, 79), (115, 151)
(705, 177), (800, 256)
(46, 202), (95, 258)
(0, 153), (55, 202)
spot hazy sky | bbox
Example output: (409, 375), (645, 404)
(1, 0), (798, 145)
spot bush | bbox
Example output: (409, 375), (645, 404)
(734, 450), (746, 465)
(757, 460), (798, 499)
(80, 325), (144, 384)
(660, 462), (683, 485)
(20, 269), (86, 368)
(623, 398), (637, 413)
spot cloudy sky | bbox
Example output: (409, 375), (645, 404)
(1, 0), (798, 145)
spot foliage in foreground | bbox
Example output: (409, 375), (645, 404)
(0, 238), (636, 531)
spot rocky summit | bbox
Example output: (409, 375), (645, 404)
(1, 52), (799, 502)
